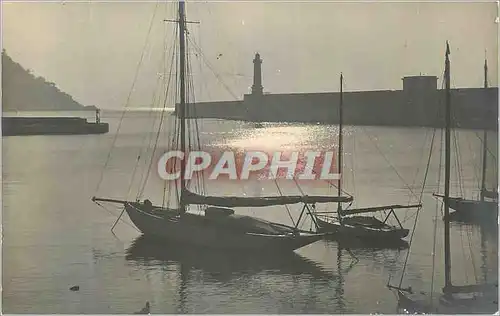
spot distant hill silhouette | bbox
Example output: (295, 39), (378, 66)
(2, 50), (96, 112)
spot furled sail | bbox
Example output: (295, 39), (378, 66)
(338, 203), (421, 216)
(182, 189), (353, 208)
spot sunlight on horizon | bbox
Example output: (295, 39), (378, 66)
(3, 1), (498, 109)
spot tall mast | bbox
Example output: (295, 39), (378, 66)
(337, 73), (344, 222)
(443, 41), (452, 293)
(480, 58), (488, 201)
(178, 0), (187, 212)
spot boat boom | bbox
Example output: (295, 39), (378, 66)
(92, 197), (129, 205)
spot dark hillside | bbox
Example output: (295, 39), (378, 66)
(2, 50), (96, 112)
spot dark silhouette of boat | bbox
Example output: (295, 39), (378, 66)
(92, 0), (352, 253)
(434, 58), (498, 223)
(313, 74), (420, 243)
(389, 43), (498, 315)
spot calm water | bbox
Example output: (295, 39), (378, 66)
(3, 111), (498, 313)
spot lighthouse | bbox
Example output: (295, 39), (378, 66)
(251, 53), (263, 96)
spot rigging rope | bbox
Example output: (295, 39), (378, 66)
(430, 72), (447, 306)
(186, 34), (204, 205)
(460, 226), (470, 284)
(163, 109), (180, 209)
(401, 127), (432, 224)
(466, 132), (482, 192)
(474, 131), (497, 158)
(137, 31), (178, 200)
(128, 30), (173, 201)
(350, 127), (357, 206)
(453, 128), (465, 197)
(186, 34), (207, 212)
(350, 61), (421, 212)
(136, 21), (176, 201)
(276, 179), (296, 227)
(94, 2), (160, 196)
(430, 127), (444, 304)
(94, 201), (140, 233)
(169, 40), (181, 209)
(466, 226), (479, 285)
(163, 113), (180, 209)
(398, 127), (437, 288)
(324, 180), (353, 198)
(448, 72), (467, 198)
(336, 76), (355, 210)
(360, 128), (418, 202)
(187, 39), (239, 100)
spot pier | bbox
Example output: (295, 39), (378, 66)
(180, 53), (498, 130)
(2, 113), (109, 136)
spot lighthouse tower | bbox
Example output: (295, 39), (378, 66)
(251, 53), (263, 96)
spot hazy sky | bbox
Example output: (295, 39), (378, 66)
(3, 1), (499, 109)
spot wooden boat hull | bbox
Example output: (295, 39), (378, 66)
(447, 197), (498, 220)
(315, 216), (409, 240)
(124, 204), (323, 252)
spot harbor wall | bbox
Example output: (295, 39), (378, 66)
(179, 54), (498, 130)
(182, 87), (498, 130)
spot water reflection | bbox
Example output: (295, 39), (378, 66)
(327, 235), (410, 251)
(125, 235), (335, 282)
(394, 215), (498, 314)
(450, 211), (499, 234)
(323, 238), (406, 280)
(125, 235), (354, 313)
(450, 218), (498, 286)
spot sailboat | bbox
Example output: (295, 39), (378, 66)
(314, 73), (421, 241)
(91, 0), (352, 252)
(388, 42), (498, 314)
(434, 57), (498, 222)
